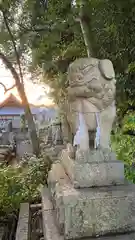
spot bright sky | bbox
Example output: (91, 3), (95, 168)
(0, 60), (54, 106)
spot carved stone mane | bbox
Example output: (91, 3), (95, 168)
(67, 58), (116, 111)
(68, 58), (99, 87)
(62, 57), (116, 150)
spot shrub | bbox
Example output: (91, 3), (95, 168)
(122, 111), (135, 133)
(0, 155), (51, 215)
(111, 114), (135, 183)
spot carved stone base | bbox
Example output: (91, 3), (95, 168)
(61, 149), (124, 188)
(48, 162), (135, 240)
(42, 188), (135, 240)
(43, 211), (135, 240)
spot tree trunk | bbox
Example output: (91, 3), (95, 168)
(79, 14), (92, 57)
(18, 84), (40, 156)
(0, 52), (40, 156)
(0, 10), (40, 156)
(79, 0), (95, 57)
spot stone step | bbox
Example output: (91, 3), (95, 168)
(15, 203), (30, 240)
(41, 187), (63, 240)
(41, 187), (53, 212)
(41, 186), (135, 240)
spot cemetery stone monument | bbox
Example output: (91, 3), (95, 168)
(52, 117), (63, 146)
(46, 125), (53, 146)
(46, 117), (63, 146)
(44, 57), (135, 240)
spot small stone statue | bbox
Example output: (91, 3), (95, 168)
(64, 57), (116, 150)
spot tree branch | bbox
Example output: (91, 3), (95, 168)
(1, 9), (24, 85)
(0, 52), (22, 92)
(3, 15), (51, 37)
(0, 82), (16, 93)
(19, 24), (50, 34)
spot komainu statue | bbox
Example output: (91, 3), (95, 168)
(63, 57), (116, 150)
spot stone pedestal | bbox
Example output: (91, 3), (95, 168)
(44, 149), (135, 240)
(61, 149), (124, 188)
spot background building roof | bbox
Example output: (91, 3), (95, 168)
(0, 93), (36, 108)
(0, 93), (57, 117)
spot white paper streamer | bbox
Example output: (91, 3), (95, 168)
(73, 112), (89, 150)
(95, 112), (100, 148)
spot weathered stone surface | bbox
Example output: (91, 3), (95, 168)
(43, 209), (135, 240)
(48, 162), (72, 233)
(64, 57), (116, 150)
(61, 150), (124, 188)
(59, 186), (135, 239)
(42, 209), (64, 240)
(41, 187), (53, 211)
(42, 187), (135, 240)
(48, 162), (71, 232)
(15, 203), (30, 240)
(48, 164), (135, 239)
(75, 148), (117, 163)
(48, 162), (70, 187)
(41, 186), (63, 240)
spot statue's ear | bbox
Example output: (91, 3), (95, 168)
(99, 59), (115, 80)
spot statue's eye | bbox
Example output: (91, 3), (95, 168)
(78, 75), (82, 80)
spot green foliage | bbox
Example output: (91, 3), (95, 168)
(1, 0), (135, 116)
(112, 131), (135, 183)
(128, 62), (135, 73)
(25, 0), (86, 104)
(0, 156), (51, 214)
(112, 131), (134, 166)
(28, 0), (135, 107)
(116, 72), (135, 121)
(122, 112), (135, 133)
(112, 111), (135, 183)
(1, 0), (135, 109)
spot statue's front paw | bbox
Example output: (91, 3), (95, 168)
(67, 143), (76, 159)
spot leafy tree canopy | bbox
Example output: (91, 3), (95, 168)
(1, 0), (135, 110)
